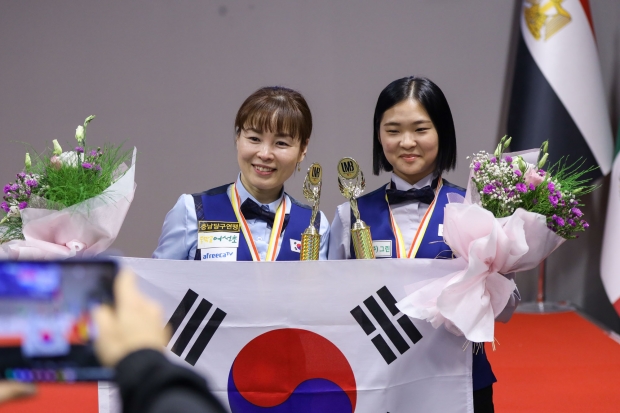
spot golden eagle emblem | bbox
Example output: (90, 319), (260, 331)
(524, 0), (572, 41)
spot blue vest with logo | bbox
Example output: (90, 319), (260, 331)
(350, 181), (464, 260)
(192, 184), (315, 261)
(350, 179), (496, 391)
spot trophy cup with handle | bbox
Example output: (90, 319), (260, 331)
(337, 157), (375, 259)
(300, 163), (323, 261)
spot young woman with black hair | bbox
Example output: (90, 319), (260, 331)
(329, 76), (518, 412)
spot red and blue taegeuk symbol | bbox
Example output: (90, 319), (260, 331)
(228, 328), (357, 413)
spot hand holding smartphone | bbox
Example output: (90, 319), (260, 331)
(0, 260), (118, 382)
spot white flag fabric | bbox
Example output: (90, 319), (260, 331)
(99, 257), (474, 413)
(601, 146), (620, 315)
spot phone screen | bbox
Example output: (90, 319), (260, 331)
(0, 260), (117, 382)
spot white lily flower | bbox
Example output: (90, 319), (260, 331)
(76, 125), (85, 144)
(52, 139), (63, 155)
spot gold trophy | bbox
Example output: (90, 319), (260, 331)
(337, 157), (375, 259)
(300, 163), (323, 261)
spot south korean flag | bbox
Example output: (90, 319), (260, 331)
(100, 257), (472, 413)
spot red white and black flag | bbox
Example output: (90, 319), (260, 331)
(507, 0), (613, 180)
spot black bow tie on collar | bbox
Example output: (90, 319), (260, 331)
(386, 177), (439, 205)
(240, 198), (290, 230)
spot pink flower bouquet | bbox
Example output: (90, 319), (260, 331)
(397, 137), (595, 342)
(0, 116), (136, 259)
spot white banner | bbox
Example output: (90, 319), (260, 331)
(99, 257), (473, 413)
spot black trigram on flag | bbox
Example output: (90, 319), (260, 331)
(165, 289), (227, 366)
(350, 286), (422, 365)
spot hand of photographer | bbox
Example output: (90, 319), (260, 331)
(0, 381), (36, 405)
(92, 269), (170, 367)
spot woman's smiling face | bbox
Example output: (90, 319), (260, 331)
(236, 128), (306, 204)
(378, 98), (439, 185)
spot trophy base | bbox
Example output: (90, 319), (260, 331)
(300, 230), (320, 261)
(351, 222), (375, 259)
(516, 301), (574, 314)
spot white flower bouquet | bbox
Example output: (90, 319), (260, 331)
(397, 137), (596, 343)
(0, 116), (136, 259)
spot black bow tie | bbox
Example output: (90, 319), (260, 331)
(386, 178), (438, 205)
(240, 198), (290, 230)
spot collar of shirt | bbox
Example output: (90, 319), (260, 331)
(234, 174), (291, 214)
(390, 172), (437, 191)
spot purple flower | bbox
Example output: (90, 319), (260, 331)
(490, 157), (497, 164)
(538, 169), (546, 176)
(529, 183), (535, 191)
(552, 215), (565, 227)
(25, 179), (37, 188)
(82, 162), (93, 169)
(504, 156), (513, 163)
(568, 219), (575, 227)
(474, 161), (481, 172)
(555, 190), (562, 198)
(25, 190), (31, 196)
(514, 169), (522, 177)
(89, 150), (98, 157)
(547, 182), (555, 192)
(582, 221), (589, 229)
(571, 207), (583, 217)
(10, 184), (19, 192)
(483, 184), (495, 195)
(3, 184), (10, 194)
(17, 172), (26, 179)
(94, 165), (102, 171)
(548, 195), (558, 207)
(75, 146), (84, 153)
(18, 201), (27, 210)
(515, 183), (527, 193)
(0, 202), (9, 213)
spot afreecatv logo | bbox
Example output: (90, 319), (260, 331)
(228, 329), (357, 413)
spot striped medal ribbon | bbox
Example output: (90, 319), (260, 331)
(386, 176), (443, 258)
(230, 183), (287, 261)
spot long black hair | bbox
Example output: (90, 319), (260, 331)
(372, 76), (457, 176)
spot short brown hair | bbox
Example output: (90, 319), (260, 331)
(234, 86), (312, 150)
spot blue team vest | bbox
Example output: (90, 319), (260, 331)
(351, 181), (464, 260)
(192, 184), (316, 261)
(350, 179), (496, 391)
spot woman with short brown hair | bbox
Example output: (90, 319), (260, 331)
(154, 86), (329, 261)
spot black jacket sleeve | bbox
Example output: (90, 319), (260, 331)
(115, 349), (227, 413)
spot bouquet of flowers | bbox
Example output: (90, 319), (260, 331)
(0, 116), (136, 259)
(397, 137), (595, 343)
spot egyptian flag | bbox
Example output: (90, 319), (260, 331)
(507, 0), (613, 181)
(601, 125), (620, 316)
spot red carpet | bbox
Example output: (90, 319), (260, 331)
(488, 312), (620, 412)
(0, 382), (97, 413)
(1, 312), (619, 412)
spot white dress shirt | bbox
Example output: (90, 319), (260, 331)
(153, 175), (330, 261)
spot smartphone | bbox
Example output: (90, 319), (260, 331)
(0, 260), (117, 382)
